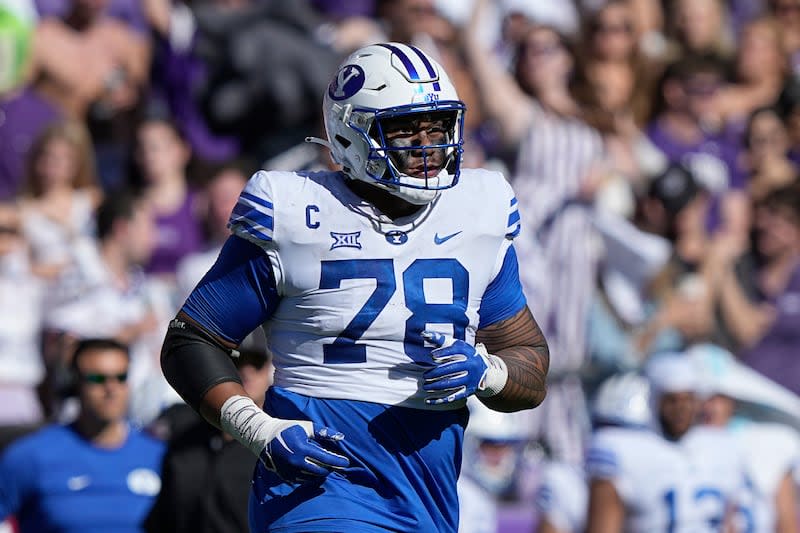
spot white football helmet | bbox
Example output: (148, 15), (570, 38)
(462, 398), (532, 495)
(318, 42), (466, 205)
(592, 372), (654, 429)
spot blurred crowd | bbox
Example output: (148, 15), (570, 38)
(1, 0), (800, 531)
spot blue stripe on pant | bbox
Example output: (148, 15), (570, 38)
(249, 387), (468, 532)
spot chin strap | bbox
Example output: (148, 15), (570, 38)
(305, 136), (333, 150)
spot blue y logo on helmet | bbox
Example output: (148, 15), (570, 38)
(329, 65), (366, 101)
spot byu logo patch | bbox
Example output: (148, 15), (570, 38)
(328, 65), (365, 101)
(385, 230), (408, 245)
(330, 231), (362, 250)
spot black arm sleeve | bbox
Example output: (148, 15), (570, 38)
(160, 317), (242, 411)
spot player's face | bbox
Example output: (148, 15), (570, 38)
(76, 348), (130, 424)
(658, 391), (699, 439)
(382, 113), (450, 178)
(472, 441), (521, 495)
(700, 394), (736, 427)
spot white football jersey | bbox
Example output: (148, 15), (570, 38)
(457, 476), (498, 533)
(680, 427), (747, 532)
(535, 460), (587, 533)
(587, 426), (746, 533)
(729, 422), (800, 533)
(229, 169), (521, 409)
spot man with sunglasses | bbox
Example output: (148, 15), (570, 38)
(0, 338), (165, 533)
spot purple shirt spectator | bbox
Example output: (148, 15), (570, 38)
(0, 88), (62, 200)
(145, 191), (205, 276)
(740, 264), (800, 396)
(647, 120), (746, 231)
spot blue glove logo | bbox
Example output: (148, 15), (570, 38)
(421, 330), (489, 405)
(260, 425), (349, 484)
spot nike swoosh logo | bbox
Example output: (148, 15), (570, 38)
(434, 231), (462, 245)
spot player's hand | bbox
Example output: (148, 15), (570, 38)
(259, 420), (349, 485)
(421, 331), (507, 405)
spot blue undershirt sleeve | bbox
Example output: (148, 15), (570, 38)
(477, 244), (527, 329)
(181, 235), (281, 344)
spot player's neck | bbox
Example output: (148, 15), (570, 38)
(345, 179), (424, 220)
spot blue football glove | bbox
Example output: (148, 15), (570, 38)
(259, 421), (350, 485)
(421, 330), (509, 405)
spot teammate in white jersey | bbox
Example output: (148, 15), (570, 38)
(160, 42), (550, 532)
(457, 398), (532, 533)
(538, 371), (659, 533)
(587, 355), (747, 533)
(534, 459), (587, 533)
(689, 343), (800, 533)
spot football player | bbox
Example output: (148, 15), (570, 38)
(160, 42), (549, 532)
(536, 371), (658, 533)
(586, 355), (748, 533)
(690, 343), (800, 533)
(534, 458), (587, 533)
(458, 397), (535, 533)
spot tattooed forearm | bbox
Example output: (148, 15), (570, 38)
(475, 306), (549, 412)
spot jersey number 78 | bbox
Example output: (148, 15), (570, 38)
(319, 258), (469, 364)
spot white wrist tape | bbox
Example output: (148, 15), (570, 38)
(475, 343), (509, 397)
(220, 395), (312, 457)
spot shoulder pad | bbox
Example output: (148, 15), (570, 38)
(228, 170), (276, 244)
(457, 168), (520, 239)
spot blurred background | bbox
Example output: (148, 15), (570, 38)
(0, 0), (799, 531)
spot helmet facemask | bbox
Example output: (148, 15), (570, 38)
(358, 103), (465, 205)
